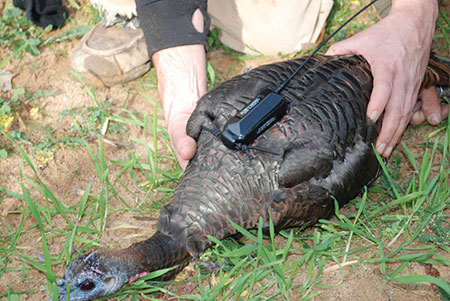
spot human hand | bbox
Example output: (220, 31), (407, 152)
(326, 1), (438, 157)
(152, 44), (207, 170)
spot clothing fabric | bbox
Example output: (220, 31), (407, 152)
(134, 0), (332, 56)
(93, 0), (390, 57)
(135, 0), (211, 57)
(208, 0), (333, 55)
(374, 0), (392, 18)
(13, 0), (68, 29)
(89, 0), (137, 18)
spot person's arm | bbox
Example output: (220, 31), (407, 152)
(135, 0), (209, 169)
(327, 0), (439, 157)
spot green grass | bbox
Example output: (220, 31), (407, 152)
(0, 87), (53, 159)
(0, 2), (52, 57)
(2, 95), (448, 300)
(0, 0), (450, 300)
(435, 4), (450, 53)
(324, 0), (379, 46)
(178, 118), (450, 300)
(0, 1), (95, 62)
(0, 83), (182, 298)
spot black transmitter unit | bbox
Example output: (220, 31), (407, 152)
(220, 89), (289, 150)
(202, 0), (378, 157)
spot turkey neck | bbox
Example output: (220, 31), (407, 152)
(115, 231), (190, 280)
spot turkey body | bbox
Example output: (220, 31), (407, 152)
(56, 54), (415, 301)
(162, 54), (380, 258)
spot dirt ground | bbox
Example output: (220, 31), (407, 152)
(1, 1), (449, 300)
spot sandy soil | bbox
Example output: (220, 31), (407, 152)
(0, 1), (449, 300)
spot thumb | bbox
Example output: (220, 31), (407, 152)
(168, 113), (197, 169)
(325, 39), (356, 56)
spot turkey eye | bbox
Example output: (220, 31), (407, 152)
(80, 280), (95, 291)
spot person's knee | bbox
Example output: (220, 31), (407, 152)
(192, 8), (205, 33)
(207, 0), (333, 55)
(374, 0), (392, 18)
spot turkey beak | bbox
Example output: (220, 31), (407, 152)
(104, 276), (120, 294)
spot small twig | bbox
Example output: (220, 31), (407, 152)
(100, 136), (133, 148)
(323, 260), (358, 273)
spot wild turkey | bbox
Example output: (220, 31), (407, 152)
(54, 54), (450, 300)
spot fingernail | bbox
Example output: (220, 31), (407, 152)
(385, 146), (393, 157)
(376, 143), (386, 154)
(369, 110), (380, 121)
(428, 114), (440, 125)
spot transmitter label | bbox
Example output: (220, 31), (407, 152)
(238, 97), (261, 117)
(257, 116), (276, 135)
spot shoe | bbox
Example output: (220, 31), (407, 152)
(71, 22), (150, 87)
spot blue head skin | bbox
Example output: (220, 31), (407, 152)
(51, 250), (135, 301)
(51, 231), (185, 300)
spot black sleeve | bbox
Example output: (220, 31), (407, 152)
(135, 0), (210, 57)
(13, 0), (68, 29)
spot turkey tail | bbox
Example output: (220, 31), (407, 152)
(422, 54), (450, 89)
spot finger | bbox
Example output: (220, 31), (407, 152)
(173, 135), (196, 170)
(381, 81), (417, 157)
(410, 109), (426, 125)
(375, 76), (407, 156)
(376, 109), (406, 157)
(325, 40), (354, 56)
(382, 114), (408, 157)
(420, 86), (441, 125)
(366, 64), (394, 122)
(168, 113), (197, 169)
(375, 112), (399, 156)
(411, 102), (449, 125)
(177, 157), (189, 171)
